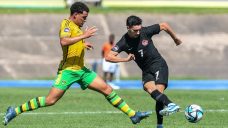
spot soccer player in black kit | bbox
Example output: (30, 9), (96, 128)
(106, 15), (182, 128)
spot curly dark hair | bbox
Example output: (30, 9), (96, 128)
(70, 2), (89, 15)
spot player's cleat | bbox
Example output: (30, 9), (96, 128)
(159, 103), (180, 116)
(130, 111), (152, 124)
(3, 106), (17, 126)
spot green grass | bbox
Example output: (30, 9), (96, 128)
(0, 88), (228, 128)
(1, 7), (228, 14)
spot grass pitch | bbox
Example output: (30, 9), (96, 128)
(0, 88), (228, 128)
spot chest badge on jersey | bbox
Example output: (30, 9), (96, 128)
(142, 40), (148, 46)
(64, 28), (70, 32)
(112, 45), (119, 52)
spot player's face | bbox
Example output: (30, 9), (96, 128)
(127, 25), (142, 38)
(73, 11), (88, 27)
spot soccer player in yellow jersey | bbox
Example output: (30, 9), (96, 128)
(3, 2), (151, 126)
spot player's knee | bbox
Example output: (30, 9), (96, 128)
(143, 86), (156, 94)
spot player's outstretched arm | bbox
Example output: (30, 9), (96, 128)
(159, 22), (182, 46)
(105, 51), (135, 63)
(60, 26), (98, 46)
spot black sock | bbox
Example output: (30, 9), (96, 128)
(150, 89), (172, 106)
(156, 101), (164, 125)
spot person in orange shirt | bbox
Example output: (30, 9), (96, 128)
(101, 34), (118, 82)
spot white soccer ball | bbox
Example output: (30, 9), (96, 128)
(185, 104), (204, 123)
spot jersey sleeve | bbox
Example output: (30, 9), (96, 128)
(144, 24), (160, 38)
(111, 37), (126, 53)
(59, 19), (71, 38)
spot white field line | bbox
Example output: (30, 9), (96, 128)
(179, 109), (228, 113)
(0, 109), (228, 116)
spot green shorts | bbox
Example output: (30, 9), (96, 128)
(53, 67), (97, 91)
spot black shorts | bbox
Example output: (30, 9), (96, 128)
(142, 60), (169, 88)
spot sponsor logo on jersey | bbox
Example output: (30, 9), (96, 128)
(142, 40), (148, 46)
(64, 28), (70, 32)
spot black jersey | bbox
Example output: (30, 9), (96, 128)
(112, 24), (164, 71)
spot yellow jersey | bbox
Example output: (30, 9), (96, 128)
(58, 19), (85, 71)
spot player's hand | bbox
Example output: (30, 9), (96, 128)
(174, 38), (182, 46)
(83, 26), (98, 39)
(126, 54), (135, 62)
(84, 42), (94, 50)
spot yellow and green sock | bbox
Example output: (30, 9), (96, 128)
(15, 97), (46, 115)
(106, 91), (135, 117)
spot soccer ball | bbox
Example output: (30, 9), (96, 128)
(185, 104), (203, 123)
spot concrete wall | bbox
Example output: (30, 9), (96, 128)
(0, 0), (65, 8)
(0, 13), (227, 79)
